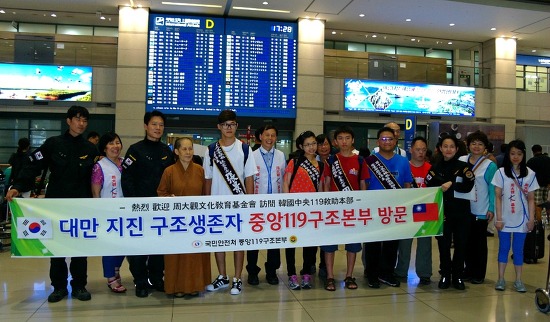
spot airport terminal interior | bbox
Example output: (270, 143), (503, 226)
(2, 0), (550, 321)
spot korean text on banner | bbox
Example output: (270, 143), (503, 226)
(10, 187), (443, 257)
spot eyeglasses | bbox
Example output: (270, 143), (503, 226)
(303, 142), (318, 148)
(220, 122), (238, 129)
(379, 137), (395, 142)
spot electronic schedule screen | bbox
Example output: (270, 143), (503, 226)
(146, 14), (297, 118)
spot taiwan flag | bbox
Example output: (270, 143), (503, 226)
(16, 218), (53, 239)
(412, 203), (439, 222)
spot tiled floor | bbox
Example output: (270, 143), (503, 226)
(1, 234), (549, 321)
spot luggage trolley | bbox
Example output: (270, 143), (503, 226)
(535, 201), (550, 313)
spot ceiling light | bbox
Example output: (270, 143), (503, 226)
(449, 23), (455, 26)
(359, 14), (365, 17)
(263, 1), (268, 4)
(100, 16), (106, 20)
(448, 41), (453, 45)
(0, 10), (5, 14)
(233, 6), (290, 13)
(162, 2), (223, 8)
(51, 13), (57, 17)
(332, 31), (336, 35)
(491, 27), (496, 31)
(411, 38), (416, 41)
(372, 35), (377, 38)
(406, 18), (411, 22)
(532, 49), (537, 52)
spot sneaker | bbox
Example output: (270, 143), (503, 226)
(379, 275), (400, 287)
(513, 280), (527, 293)
(247, 273), (259, 286)
(367, 278), (380, 289)
(438, 276), (451, 289)
(230, 278), (242, 295)
(266, 274), (279, 285)
(453, 278), (465, 290)
(135, 286), (148, 298)
(288, 275), (301, 290)
(301, 274), (312, 289)
(71, 288), (92, 301)
(206, 275), (230, 292)
(47, 289), (68, 303)
(495, 279), (506, 291)
(419, 277), (431, 285)
(471, 278), (485, 284)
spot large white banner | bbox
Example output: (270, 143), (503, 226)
(10, 187), (443, 257)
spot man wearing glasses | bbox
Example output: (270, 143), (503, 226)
(363, 126), (412, 288)
(372, 122), (407, 157)
(204, 110), (257, 295)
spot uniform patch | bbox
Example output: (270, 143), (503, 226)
(124, 158), (133, 166)
(34, 151), (43, 160)
(465, 170), (474, 179)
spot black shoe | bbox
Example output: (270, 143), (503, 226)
(367, 278), (380, 289)
(453, 279), (465, 290)
(148, 281), (165, 292)
(438, 276), (451, 289)
(379, 275), (400, 287)
(266, 274), (279, 285)
(135, 286), (149, 298)
(247, 274), (259, 285)
(419, 277), (431, 285)
(47, 289), (68, 303)
(71, 288), (91, 301)
(471, 278), (484, 284)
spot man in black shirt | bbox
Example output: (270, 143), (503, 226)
(121, 110), (174, 297)
(6, 105), (100, 303)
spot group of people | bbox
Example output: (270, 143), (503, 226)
(4, 106), (544, 302)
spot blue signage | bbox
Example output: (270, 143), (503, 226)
(517, 55), (550, 67)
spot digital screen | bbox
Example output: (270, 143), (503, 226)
(344, 79), (475, 117)
(0, 63), (92, 101)
(146, 14), (297, 118)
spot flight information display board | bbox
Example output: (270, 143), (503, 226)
(147, 14), (297, 118)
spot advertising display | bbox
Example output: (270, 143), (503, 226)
(0, 63), (92, 101)
(344, 79), (475, 117)
(146, 14), (297, 118)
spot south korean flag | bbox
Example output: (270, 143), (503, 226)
(17, 218), (53, 239)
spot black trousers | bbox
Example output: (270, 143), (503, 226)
(464, 217), (488, 280)
(246, 249), (281, 276)
(364, 240), (399, 280)
(436, 214), (471, 279)
(50, 257), (87, 290)
(127, 254), (164, 287)
(285, 246), (317, 276)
